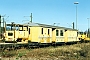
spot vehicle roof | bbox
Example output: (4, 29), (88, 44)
(23, 22), (78, 31)
(6, 22), (78, 31)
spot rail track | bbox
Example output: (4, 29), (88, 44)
(0, 39), (89, 51)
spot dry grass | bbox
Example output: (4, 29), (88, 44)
(0, 43), (90, 60)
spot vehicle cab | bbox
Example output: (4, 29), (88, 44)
(4, 22), (29, 43)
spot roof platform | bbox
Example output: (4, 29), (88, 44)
(6, 23), (28, 27)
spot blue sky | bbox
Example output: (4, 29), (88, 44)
(0, 0), (90, 31)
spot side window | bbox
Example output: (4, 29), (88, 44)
(77, 32), (78, 36)
(48, 29), (50, 35)
(8, 33), (13, 36)
(56, 30), (59, 36)
(41, 28), (43, 34)
(29, 28), (30, 34)
(60, 30), (63, 36)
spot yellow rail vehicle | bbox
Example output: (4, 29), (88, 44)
(4, 24), (29, 43)
(24, 22), (79, 44)
(2, 22), (80, 46)
(78, 32), (86, 40)
(78, 32), (90, 42)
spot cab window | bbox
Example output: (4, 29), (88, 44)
(79, 32), (83, 35)
(8, 33), (13, 36)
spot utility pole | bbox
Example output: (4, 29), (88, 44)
(0, 15), (1, 39)
(2, 15), (9, 33)
(74, 2), (79, 29)
(0, 15), (1, 32)
(3, 18), (4, 33)
(0, 15), (9, 39)
(30, 13), (32, 23)
(72, 22), (74, 29)
(23, 13), (33, 23)
(87, 18), (90, 38)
